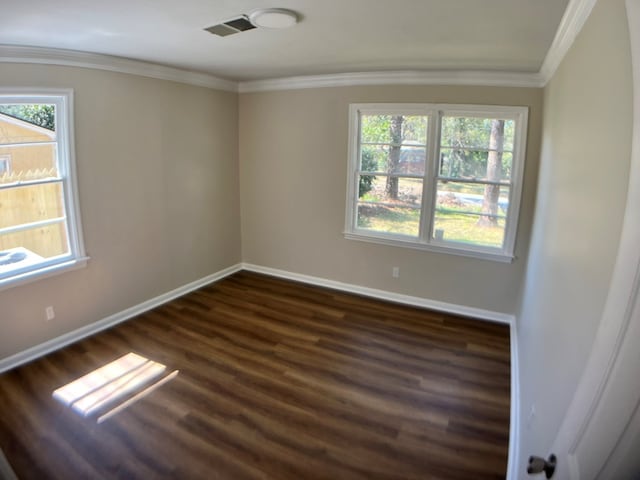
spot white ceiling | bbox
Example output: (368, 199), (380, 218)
(0, 0), (570, 82)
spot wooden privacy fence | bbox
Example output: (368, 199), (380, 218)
(0, 168), (68, 258)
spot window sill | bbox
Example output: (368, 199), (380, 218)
(344, 232), (515, 263)
(0, 256), (90, 292)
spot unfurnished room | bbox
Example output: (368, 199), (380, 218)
(0, 0), (639, 479)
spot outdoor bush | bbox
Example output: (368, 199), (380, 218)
(359, 148), (377, 197)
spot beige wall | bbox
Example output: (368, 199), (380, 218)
(239, 85), (542, 314)
(516, 0), (633, 473)
(0, 64), (241, 359)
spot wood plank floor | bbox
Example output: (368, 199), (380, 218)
(0, 271), (511, 479)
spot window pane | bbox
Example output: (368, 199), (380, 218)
(398, 146), (426, 175)
(357, 176), (423, 237)
(0, 104), (56, 144)
(0, 222), (69, 272)
(357, 205), (420, 237)
(0, 182), (66, 227)
(441, 116), (514, 151)
(348, 105), (527, 259)
(439, 148), (512, 181)
(433, 181), (509, 248)
(361, 114), (428, 145)
(0, 93), (86, 287)
(358, 175), (423, 204)
(400, 116), (428, 144)
(0, 144), (59, 182)
(361, 145), (425, 175)
(361, 145), (389, 172)
(361, 114), (393, 144)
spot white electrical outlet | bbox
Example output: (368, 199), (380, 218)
(45, 306), (55, 321)
(392, 266), (400, 278)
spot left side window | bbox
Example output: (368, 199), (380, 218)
(0, 91), (86, 289)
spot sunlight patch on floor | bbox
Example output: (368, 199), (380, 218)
(53, 352), (175, 420)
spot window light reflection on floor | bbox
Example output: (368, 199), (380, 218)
(53, 352), (175, 420)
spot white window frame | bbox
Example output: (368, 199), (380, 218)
(0, 89), (87, 290)
(344, 103), (528, 262)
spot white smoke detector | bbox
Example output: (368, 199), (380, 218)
(249, 8), (298, 29)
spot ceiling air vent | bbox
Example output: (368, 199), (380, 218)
(204, 16), (256, 37)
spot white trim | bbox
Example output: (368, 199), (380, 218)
(0, 216), (63, 235)
(343, 232), (515, 263)
(239, 0), (596, 93)
(241, 262), (515, 325)
(240, 261), (519, 469)
(550, 1), (640, 477)
(344, 103), (527, 262)
(0, 45), (545, 92)
(0, 89), (88, 290)
(0, 1), (594, 93)
(0, 0), (595, 95)
(507, 322), (521, 480)
(538, 0), (598, 84)
(239, 70), (544, 93)
(0, 263), (242, 373)
(63, 89), (87, 262)
(0, 45), (237, 92)
(0, 260), (514, 373)
(0, 170), (64, 189)
(0, 256), (89, 292)
(1, 259), (518, 477)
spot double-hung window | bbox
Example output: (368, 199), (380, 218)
(0, 90), (86, 289)
(345, 103), (528, 262)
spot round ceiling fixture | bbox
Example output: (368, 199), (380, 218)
(249, 8), (298, 29)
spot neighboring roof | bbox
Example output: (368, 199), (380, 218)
(0, 112), (56, 141)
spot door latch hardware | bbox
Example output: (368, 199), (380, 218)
(527, 454), (557, 478)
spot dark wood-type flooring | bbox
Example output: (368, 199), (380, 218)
(0, 271), (511, 479)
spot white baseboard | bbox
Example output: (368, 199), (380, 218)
(0, 263), (242, 373)
(0, 261), (513, 373)
(0, 261), (520, 478)
(241, 263), (515, 325)
(506, 322), (521, 480)
(241, 262), (520, 479)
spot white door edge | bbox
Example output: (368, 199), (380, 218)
(550, 1), (640, 478)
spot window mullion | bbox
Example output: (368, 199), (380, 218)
(0, 216), (67, 236)
(345, 106), (359, 233)
(436, 176), (512, 187)
(0, 177), (63, 191)
(419, 109), (440, 243)
(0, 141), (57, 148)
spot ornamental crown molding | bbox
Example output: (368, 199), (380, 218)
(0, 45), (237, 92)
(0, 0), (596, 93)
(538, 0), (598, 83)
(238, 70), (544, 93)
